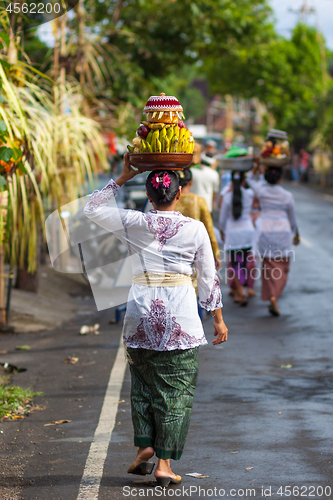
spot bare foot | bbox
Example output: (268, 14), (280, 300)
(269, 296), (280, 316)
(228, 289), (236, 296)
(132, 446), (154, 468)
(154, 458), (180, 481)
(248, 288), (257, 298)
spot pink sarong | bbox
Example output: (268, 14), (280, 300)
(261, 258), (290, 301)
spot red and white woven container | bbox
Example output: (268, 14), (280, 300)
(143, 92), (183, 112)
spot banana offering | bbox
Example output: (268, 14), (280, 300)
(127, 92), (195, 155)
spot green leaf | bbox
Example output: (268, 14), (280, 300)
(0, 147), (13, 163)
(0, 93), (4, 104)
(12, 148), (22, 161)
(0, 32), (10, 47)
(0, 60), (11, 70)
(17, 162), (28, 174)
(0, 120), (7, 133)
(0, 176), (6, 187)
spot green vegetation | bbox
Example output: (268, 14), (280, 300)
(0, 378), (42, 420)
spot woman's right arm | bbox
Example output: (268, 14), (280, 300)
(84, 153), (142, 233)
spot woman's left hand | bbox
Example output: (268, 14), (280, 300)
(212, 319), (228, 344)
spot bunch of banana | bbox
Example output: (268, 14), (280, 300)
(129, 124), (195, 154)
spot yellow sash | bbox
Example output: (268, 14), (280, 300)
(132, 272), (193, 287)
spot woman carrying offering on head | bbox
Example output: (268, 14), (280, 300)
(218, 171), (256, 306)
(247, 163), (300, 316)
(84, 153), (228, 487)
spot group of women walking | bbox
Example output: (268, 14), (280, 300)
(219, 162), (300, 316)
(83, 152), (299, 487)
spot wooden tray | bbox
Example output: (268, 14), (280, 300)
(129, 153), (193, 171)
(259, 155), (290, 167)
(216, 155), (254, 171)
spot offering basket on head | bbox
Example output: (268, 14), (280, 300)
(259, 129), (291, 168)
(128, 93), (194, 171)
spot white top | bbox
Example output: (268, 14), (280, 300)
(191, 166), (220, 212)
(218, 187), (255, 251)
(84, 179), (222, 351)
(247, 172), (298, 258)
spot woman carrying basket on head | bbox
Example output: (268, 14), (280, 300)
(218, 171), (257, 306)
(84, 153), (228, 487)
(247, 162), (300, 316)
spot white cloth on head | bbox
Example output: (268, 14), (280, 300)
(190, 166), (220, 212)
(247, 172), (298, 258)
(84, 179), (222, 351)
(218, 187), (255, 251)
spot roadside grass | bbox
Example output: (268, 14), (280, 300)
(0, 375), (43, 420)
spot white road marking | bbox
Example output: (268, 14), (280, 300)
(300, 237), (313, 248)
(77, 337), (127, 500)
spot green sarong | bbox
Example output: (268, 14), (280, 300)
(127, 347), (199, 460)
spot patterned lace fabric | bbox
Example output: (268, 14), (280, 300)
(143, 211), (192, 251)
(126, 298), (206, 351)
(199, 272), (222, 311)
(85, 179), (120, 211)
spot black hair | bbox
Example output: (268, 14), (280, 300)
(146, 170), (180, 207)
(264, 167), (283, 185)
(177, 168), (192, 188)
(232, 171), (245, 220)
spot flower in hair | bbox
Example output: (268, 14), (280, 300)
(162, 173), (171, 188)
(151, 173), (160, 189)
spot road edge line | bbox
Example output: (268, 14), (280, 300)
(77, 336), (127, 500)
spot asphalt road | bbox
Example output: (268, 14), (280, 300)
(1, 182), (333, 500)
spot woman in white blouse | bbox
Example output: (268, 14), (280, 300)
(247, 164), (300, 316)
(219, 171), (256, 305)
(84, 153), (228, 487)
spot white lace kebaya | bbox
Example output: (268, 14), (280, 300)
(84, 179), (223, 351)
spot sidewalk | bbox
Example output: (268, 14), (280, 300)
(7, 265), (96, 334)
(0, 267), (110, 500)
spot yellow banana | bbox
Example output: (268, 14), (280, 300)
(156, 139), (162, 153)
(146, 130), (154, 144)
(159, 128), (167, 142)
(139, 139), (145, 153)
(146, 141), (152, 152)
(173, 125), (180, 139)
(170, 136), (178, 153)
(149, 123), (165, 130)
(164, 137), (170, 153)
(179, 128), (186, 141)
(151, 130), (159, 152)
(167, 127), (174, 142)
(177, 136), (187, 153)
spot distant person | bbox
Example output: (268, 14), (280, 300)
(247, 163), (300, 316)
(176, 168), (221, 270)
(191, 144), (220, 213)
(299, 149), (310, 182)
(203, 139), (218, 158)
(219, 171), (256, 305)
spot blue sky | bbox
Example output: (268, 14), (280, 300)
(270, 0), (333, 49)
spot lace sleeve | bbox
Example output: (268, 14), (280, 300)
(199, 272), (223, 311)
(85, 179), (120, 211)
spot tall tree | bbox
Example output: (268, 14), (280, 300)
(204, 23), (329, 150)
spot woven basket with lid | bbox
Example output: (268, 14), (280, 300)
(143, 92), (183, 112)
